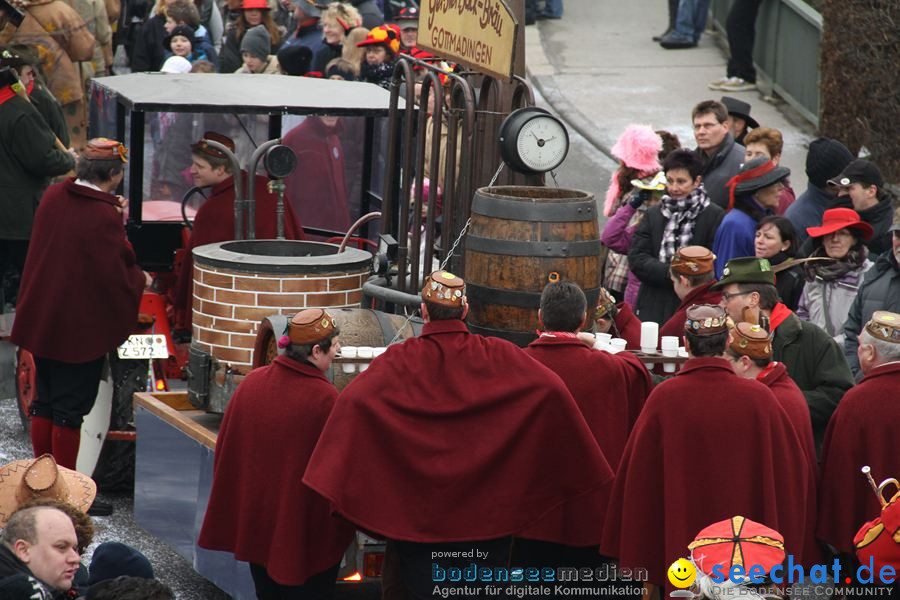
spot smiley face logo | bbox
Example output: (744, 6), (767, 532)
(667, 558), (696, 588)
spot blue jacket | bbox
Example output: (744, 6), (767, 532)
(712, 204), (767, 278)
(785, 183), (833, 250)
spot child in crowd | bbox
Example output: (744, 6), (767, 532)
(235, 24), (279, 73)
(163, 25), (211, 63)
(356, 24), (400, 89)
(165, 0), (218, 67)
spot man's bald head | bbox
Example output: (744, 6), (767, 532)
(2, 506), (81, 591)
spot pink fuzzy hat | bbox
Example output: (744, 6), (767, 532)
(604, 125), (663, 216)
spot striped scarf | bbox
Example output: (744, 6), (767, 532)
(658, 186), (710, 263)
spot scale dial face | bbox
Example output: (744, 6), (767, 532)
(515, 115), (569, 173)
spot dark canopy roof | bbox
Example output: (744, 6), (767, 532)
(91, 73), (403, 115)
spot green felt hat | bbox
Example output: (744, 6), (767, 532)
(711, 257), (776, 290)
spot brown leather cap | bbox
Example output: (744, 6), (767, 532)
(422, 270), (466, 307)
(671, 245), (715, 276)
(685, 304), (728, 336)
(288, 308), (336, 345)
(865, 311), (900, 344)
(728, 321), (772, 359)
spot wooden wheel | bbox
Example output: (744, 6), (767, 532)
(252, 318), (279, 369)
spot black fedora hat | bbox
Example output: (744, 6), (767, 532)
(721, 96), (759, 129)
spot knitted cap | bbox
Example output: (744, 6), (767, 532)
(805, 138), (853, 189)
(241, 25), (271, 61)
(88, 542), (154, 586)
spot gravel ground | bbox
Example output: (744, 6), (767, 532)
(0, 386), (229, 599)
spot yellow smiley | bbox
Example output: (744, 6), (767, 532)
(667, 558), (696, 588)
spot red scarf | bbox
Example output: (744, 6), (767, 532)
(755, 361), (779, 382)
(26, 80), (34, 95)
(725, 160), (777, 211)
(768, 302), (792, 331)
(0, 85), (17, 105)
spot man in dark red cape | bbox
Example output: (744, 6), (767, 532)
(11, 139), (145, 469)
(198, 309), (355, 597)
(303, 271), (614, 599)
(725, 321), (821, 564)
(174, 132), (304, 330)
(818, 310), (900, 556)
(518, 281), (651, 586)
(282, 116), (352, 237)
(659, 246), (721, 342)
(600, 304), (815, 591)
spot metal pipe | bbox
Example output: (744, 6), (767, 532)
(245, 139), (281, 240)
(204, 139), (244, 240)
(338, 212), (381, 253)
(363, 278), (422, 308)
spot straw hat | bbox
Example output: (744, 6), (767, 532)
(0, 455), (97, 527)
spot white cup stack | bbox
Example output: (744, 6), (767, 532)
(593, 332), (613, 351)
(340, 346), (357, 373)
(373, 347), (387, 358)
(608, 338), (627, 354)
(640, 322), (658, 368)
(661, 336), (679, 373)
(357, 346), (374, 371)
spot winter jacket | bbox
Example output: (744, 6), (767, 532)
(600, 202), (641, 307)
(785, 183), (834, 251)
(773, 310), (854, 452)
(628, 198), (724, 325)
(1, 1), (96, 106)
(282, 18), (324, 57)
(233, 54), (280, 73)
(712, 201), (769, 278)
(696, 133), (745, 209)
(220, 25), (241, 73)
(829, 194), (896, 257)
(770, 253), (804, 312)
(0, 94), (76, 240)
(130, 11), (166, 70)
(63, 0), (113, 76)
(349, 0), (383, 28)
(796, 260), (873, 345)
(843, 251), (900, 378)
(311, 40), (341, 74)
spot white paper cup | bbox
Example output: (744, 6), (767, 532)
(640, 322), (659, 352)
(373, 347), (387, 357)
(340, 346), (357, 373)
(661, 336), (679, 351)
(595, 333), (612, 345)
(678, 347), (689, 358)
(609, 338), (627, 353)
(357, 346), (374, 371)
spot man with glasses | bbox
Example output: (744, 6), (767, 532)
(714, 256), (854, 453)
(691, 99), (745, 209)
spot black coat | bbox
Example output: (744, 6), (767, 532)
(312, 40), (341, 74)
(770, 252), (804, 311)
(220, 27), (242, 73)
(628, 201), (724, 324)
(131, 13), (167, 71)
(30, 83), (70, 148)
(0, 94), (75, 240)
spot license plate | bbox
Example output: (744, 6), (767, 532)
(117, 335), (169, 359)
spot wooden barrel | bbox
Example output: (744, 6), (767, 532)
(464, 186), (601, 346)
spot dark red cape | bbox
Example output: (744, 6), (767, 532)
(303, 319), (614, 543)
(197, 356), (355, 585)
(600, 357), (815, 587)
(658, 280), (722, 343)
(818, 362), (900, 553)
(520, 336), (651, 545)
(612, 302), (642, 349)
(758, 361), (822, 564)
(282, 117), (351, 236)
(175, 174), (304, 328)
(12, 180), (145, 362)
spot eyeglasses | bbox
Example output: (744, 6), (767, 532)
(721, 291), (752, 302)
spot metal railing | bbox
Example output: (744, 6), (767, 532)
(710, 0), (822, 126)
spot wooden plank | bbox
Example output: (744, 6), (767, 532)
(134, 392), (219, 450)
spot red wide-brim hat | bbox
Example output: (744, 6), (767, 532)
(806, 207), (874, 240)
(688, 516), (785, 578)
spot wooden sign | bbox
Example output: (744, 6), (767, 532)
(418, 0), (518, 81)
